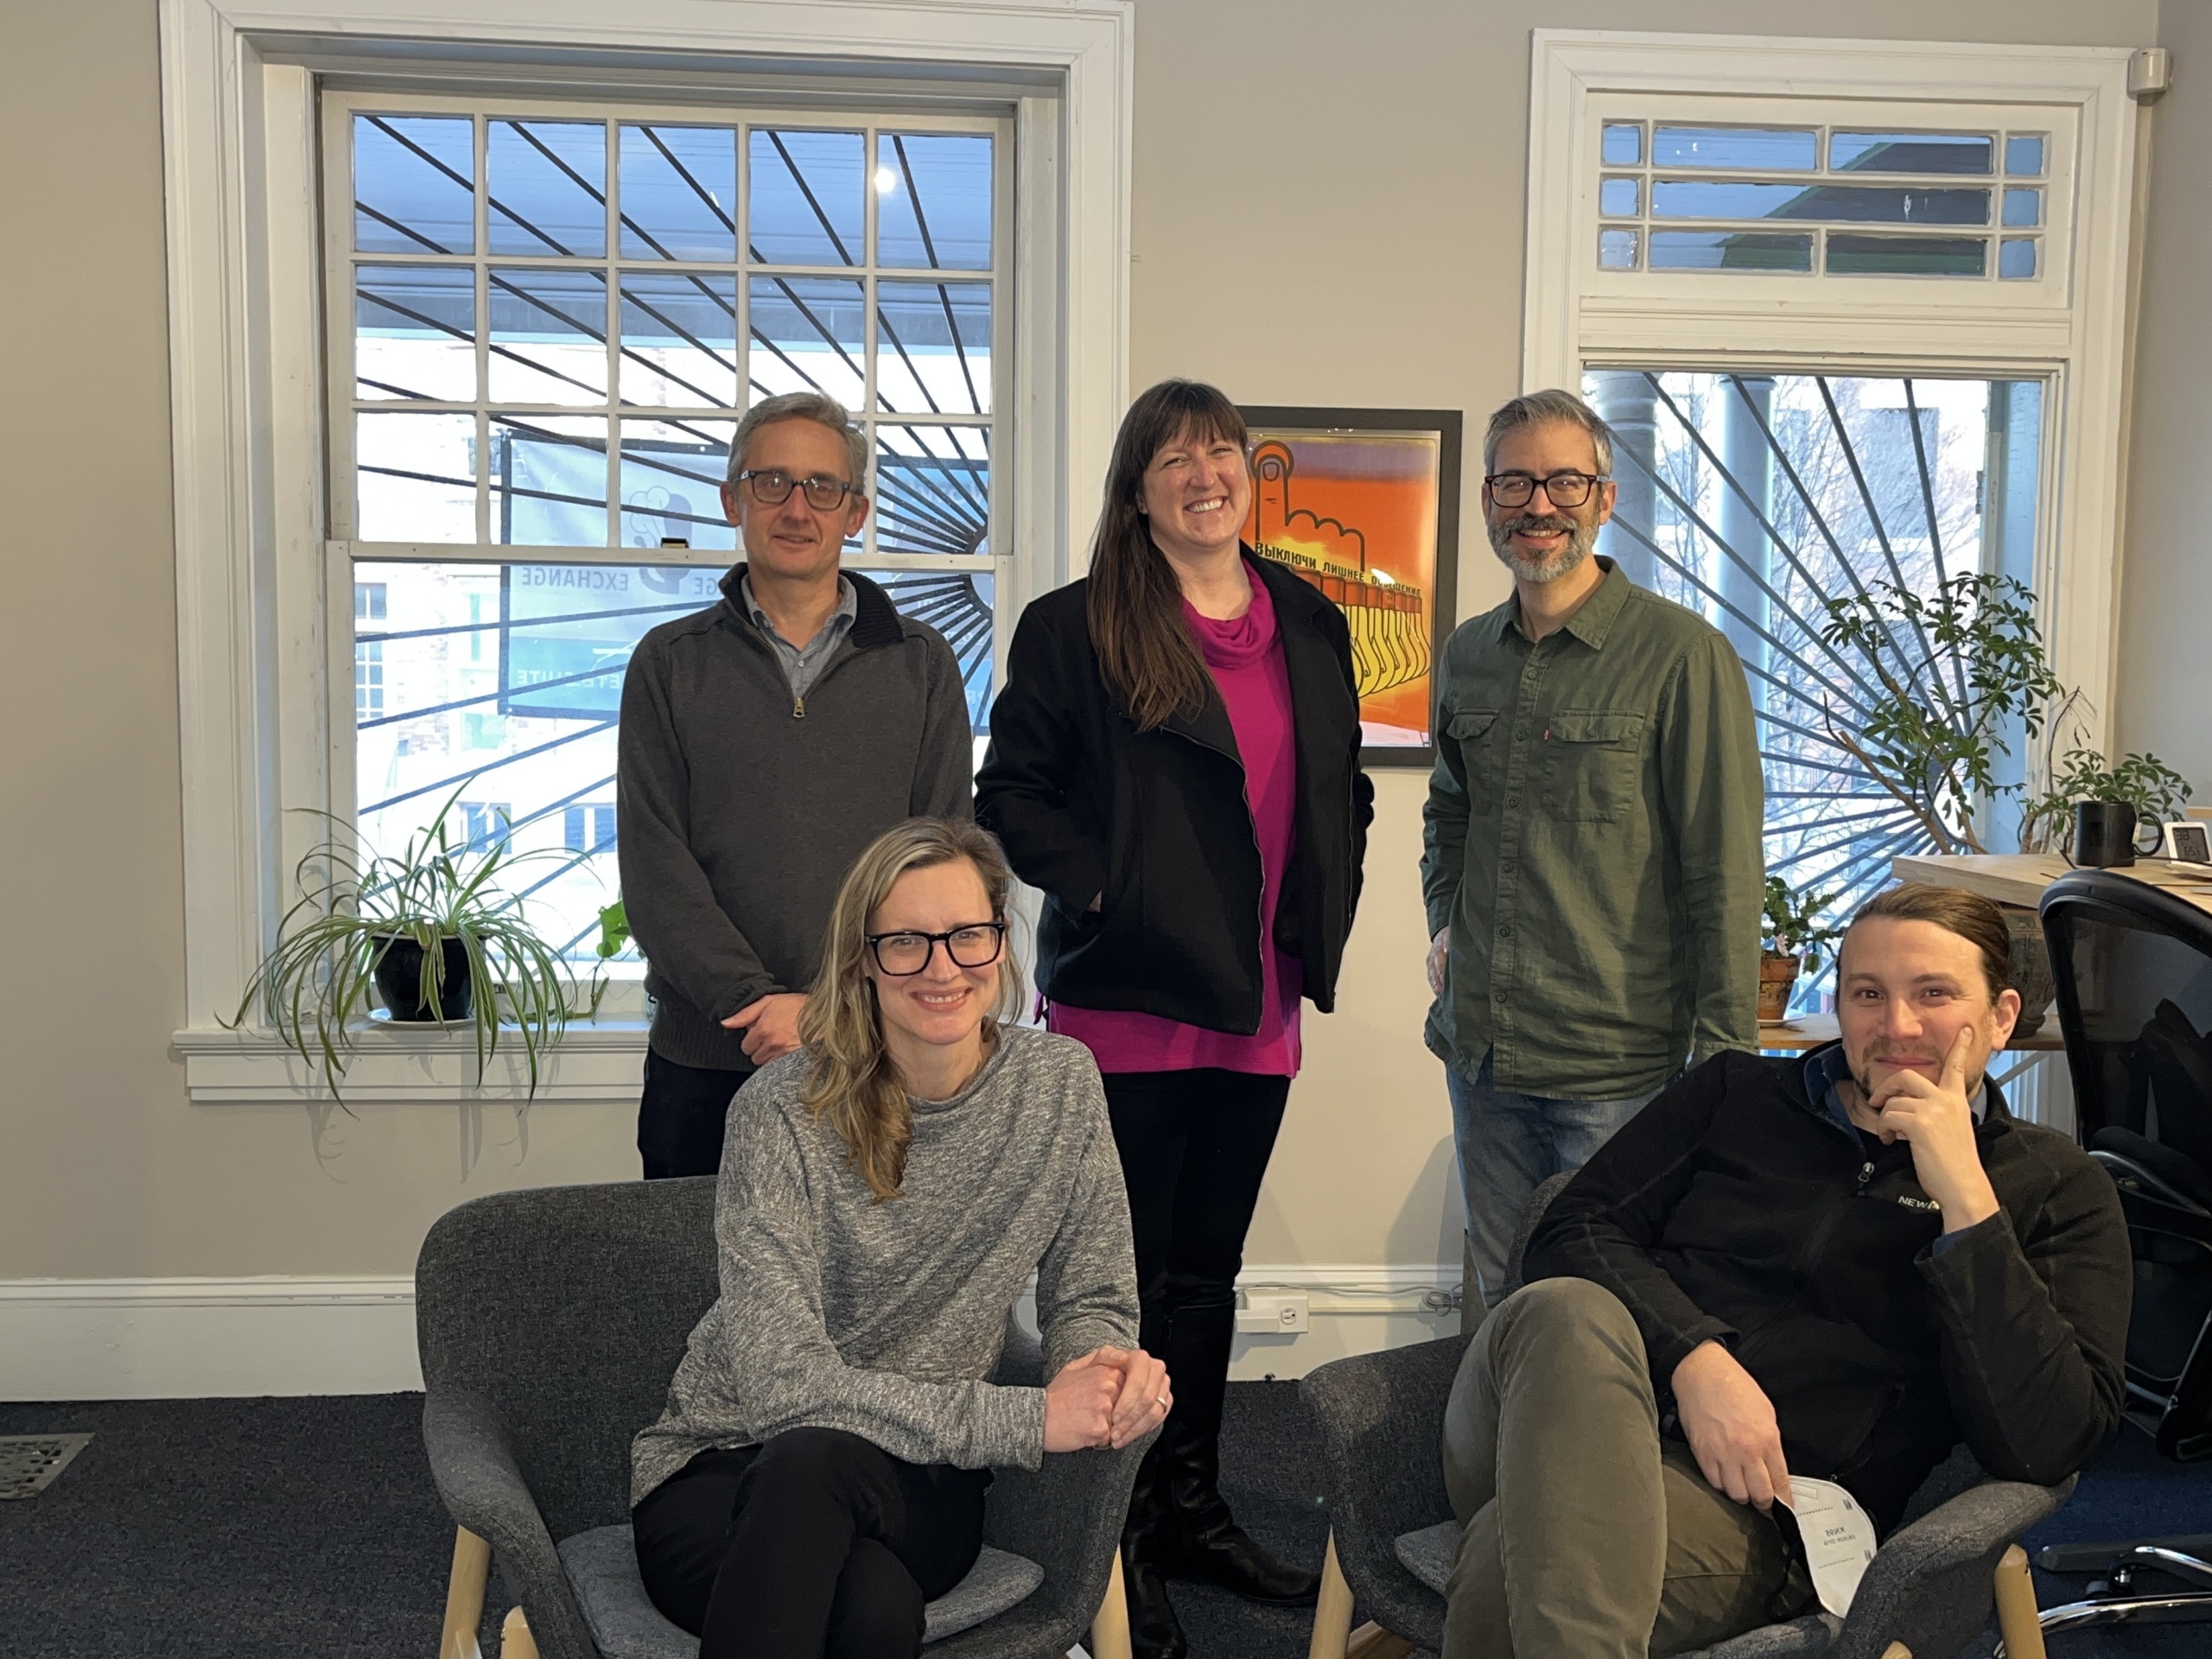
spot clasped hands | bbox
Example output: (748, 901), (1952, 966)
(1043, 1346), (1172, 1453)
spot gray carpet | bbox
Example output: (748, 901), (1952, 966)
(0, 1386), (2205, 1656)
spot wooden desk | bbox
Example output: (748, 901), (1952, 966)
(1757, 1014), (2064, 1053)
(1891, 852), (2212, 915)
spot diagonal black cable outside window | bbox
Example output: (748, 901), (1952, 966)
(875, 308), (946, 417)
(360, 597), (699, 647)
(358, 661), (620, 729)
(641, 126), (738, 235)
(892, 135), (986, 414)
(874, 483), (982, 555)
(1813, 377), (1961, 729)
(1727, 376), (1897, 626)
(874, 455), (984, 540)
(748, 278), (866, 389)
(1642, 374), (1893, 711)
(361, 720), (618, 817)
(877, 420), (988, 514)
(615, 288), (739, 409)
(766, 130), (858, 266)
(353, 200), (455, 257)
(1900, 378), (1974, 716)
(496, 120), (604, 258)
(1765, 801), (1924, 836)
(357, 377), (439, 401)
(1767, 813), (1929, 880)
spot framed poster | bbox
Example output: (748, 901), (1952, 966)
(1239, 407), (1461, 766)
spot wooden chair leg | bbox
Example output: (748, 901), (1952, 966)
(499, 1605), (539, 1659)
(1347, 1622), (1416, 1659)
(440, 1527), (492, 1659)
(1993, 1542), (2048, 1659)
(1090, 1549), (1133, 1659)
(1306, 1531), (1357, 1659)
(1879, 1644), (1913, 1659)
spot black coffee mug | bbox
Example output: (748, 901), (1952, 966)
(2072, 799), (2164, 868)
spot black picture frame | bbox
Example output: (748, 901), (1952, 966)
(1239, 405), (1464, 768)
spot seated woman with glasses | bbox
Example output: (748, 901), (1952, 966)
(629, 815), (1168, 1659)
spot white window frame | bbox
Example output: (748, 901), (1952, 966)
(1522, 29), (2143, 756)
(162, 0), (1134, 1103)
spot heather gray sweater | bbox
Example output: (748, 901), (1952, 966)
(631, 1024), (1140, 1503)
(616, 566), (975, 1070)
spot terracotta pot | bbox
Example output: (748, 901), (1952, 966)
(1758, 953), (1802, 1023)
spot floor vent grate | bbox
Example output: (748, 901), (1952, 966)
(0, 1434), (92, 1500)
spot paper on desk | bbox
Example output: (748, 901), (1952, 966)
(1780, 1477), (1878, 1617)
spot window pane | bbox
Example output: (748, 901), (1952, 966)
(354, 114), (474, 255)
(875, 282), (992, 416)
(619, 418), (735, 550)
(874, 424), (989, 557)
(357, 411), (476, 540)
(619, 124), (737, 262)
(1651, 181), (1987, 226)
(749, 129), (863, 266)
(1829, 132), (1993, 175)
(2005, 134), (2047, 176)
(1826, 234), (1987, 276)
(491, 415), (608, 545)
(2002, 187), (2043, 228)
(1599, 177), (1640, 217)
(1652, 126), (1815, 170)
(1601, 122), (1643, 166)
(620, 273), (740, 409)
(1999, 238), (2040, 280)
(874, 133), (994, 270)
(488, 269), (609, 404)
(487, 119), (607, 257)
(1648, 231), (1813, 272)
(866, 570), (995, 732)
(1598, 227), (1640, 270)
(1578, 370), (2046, 1010)
(356, 265), (476, 402)
(747, 276), (865, 408)
(353, 559), (732, 970)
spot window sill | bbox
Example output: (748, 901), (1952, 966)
(172, 1020), (650, 1105)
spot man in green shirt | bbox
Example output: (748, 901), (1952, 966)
(1421, 388), (1764, 1319)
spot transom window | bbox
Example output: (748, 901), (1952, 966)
(1594, 119), (2050, 280)
(324, 92), (1008, 970)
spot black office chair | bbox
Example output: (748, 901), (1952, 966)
(2031, 870), (2212, 1637)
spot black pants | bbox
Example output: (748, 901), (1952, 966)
(632, 1428), (989, 1659)
(1101, 1069), (1291, 1357)
(638, 1050), (753, 1179)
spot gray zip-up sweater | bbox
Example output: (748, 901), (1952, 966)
(631, 1025), (1140, 1503)
(616, 566), (975, 1070)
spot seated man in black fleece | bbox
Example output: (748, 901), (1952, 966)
(1437, 882), (2131, 1659)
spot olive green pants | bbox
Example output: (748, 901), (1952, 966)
(1440, 1278), (1813, 1659)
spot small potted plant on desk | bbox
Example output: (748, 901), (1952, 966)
(1761, 874), (1841, 1027)
(224, 789), (584, 1103)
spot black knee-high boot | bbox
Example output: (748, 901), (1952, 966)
(1156, 1301), (1320, 1604)
(1120, 1435), (1188, 1658)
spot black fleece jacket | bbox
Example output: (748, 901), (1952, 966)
(975, 553), (1374, 1032)
(1524, 1046), (2131, 1532)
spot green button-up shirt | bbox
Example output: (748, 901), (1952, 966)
(1421, 559), (1764, 1096)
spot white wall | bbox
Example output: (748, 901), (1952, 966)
(0, 0), (2166, 1394)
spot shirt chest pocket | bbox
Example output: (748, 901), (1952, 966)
(1541, 710), (1645, 822)
(1445, 708), (1503, 817)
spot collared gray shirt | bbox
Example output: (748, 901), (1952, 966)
(742, 573), (857, 703)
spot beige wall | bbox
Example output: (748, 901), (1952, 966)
(0, 0), (2165, 1287)
(2117, 0), (2212, 784)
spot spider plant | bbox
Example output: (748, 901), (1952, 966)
(223, 786), (582, 1103)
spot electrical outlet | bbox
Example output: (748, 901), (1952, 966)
(1236, 1291), (1311, 1334)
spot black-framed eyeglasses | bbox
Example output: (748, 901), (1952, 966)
(865, 923), (1007, 976)
(734, 468), (859, 512)
(1484, 471), (1611, 510)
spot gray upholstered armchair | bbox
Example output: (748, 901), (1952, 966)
(415, 1178), (1147, 1659)
(1299, 1176), (2069, 1659)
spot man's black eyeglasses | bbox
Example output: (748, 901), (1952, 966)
(734, 468), (859, 511)
(865, 923), (1007, 976)
(1484, 471), (1611, 510)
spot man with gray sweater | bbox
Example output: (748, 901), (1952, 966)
(617, 391), (976, 1176)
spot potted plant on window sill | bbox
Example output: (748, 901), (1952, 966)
(223, 789), (587, 1104)
(1760, 874), (1841, 1026)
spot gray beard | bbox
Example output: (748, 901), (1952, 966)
(1487, 512), (1599, 583)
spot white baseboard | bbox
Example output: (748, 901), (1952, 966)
(0, 1264), (1462, 1401)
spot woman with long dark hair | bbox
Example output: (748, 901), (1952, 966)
(630, 817), (1167, 1659)
(976, 379), (1373, 1657)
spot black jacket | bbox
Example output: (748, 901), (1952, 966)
(1524, 1046), (2131, 1532)
(976, 553), (1375, 1032)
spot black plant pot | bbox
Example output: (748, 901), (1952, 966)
(372, 934), (474, 1022)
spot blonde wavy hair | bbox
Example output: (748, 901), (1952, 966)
(798, 817), (1027, 1201)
